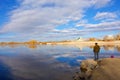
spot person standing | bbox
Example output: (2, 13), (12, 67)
(93, 43), (100, 60)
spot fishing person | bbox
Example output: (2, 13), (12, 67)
(93, 43), (100, 60)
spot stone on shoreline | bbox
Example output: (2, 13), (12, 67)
(73, 58), (120, 80)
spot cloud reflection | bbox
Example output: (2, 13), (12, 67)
(0, 44), (120, 80)
(0, 46), (79, 80)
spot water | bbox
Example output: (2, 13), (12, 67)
(0, 44), (120, 80)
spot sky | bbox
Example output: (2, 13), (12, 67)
(0, 0), (120, 42)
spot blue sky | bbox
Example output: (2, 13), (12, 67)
(0, 0), (120, 41)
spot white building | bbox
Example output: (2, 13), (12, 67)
(77, 37), (84, 41)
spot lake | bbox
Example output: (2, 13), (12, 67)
(0, 44), (120, 80)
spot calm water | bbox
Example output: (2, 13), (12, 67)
(0, 44), (120, 80)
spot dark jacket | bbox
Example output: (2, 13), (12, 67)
(93, 45), (100, 53)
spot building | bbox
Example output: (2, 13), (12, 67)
(77, 37), (84, 41)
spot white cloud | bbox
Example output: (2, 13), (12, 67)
(1, 0), (112, 41)
(94, 12), (118, 21)
(85, 21), (120, 28)
(91, 0), (111, 8)
(76, 21), (120, 33)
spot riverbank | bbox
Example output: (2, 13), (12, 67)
(73, 58), (120, 80)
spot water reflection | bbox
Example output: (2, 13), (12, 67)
(0, 44), (120, 80)
(0, 45), (81, 80)
(116, 45), (120, 52)
(103, 45), (115, 51)
(27, 44), (37, 49)
(0, 61), (13, 80)
(1, 44), (120, 52)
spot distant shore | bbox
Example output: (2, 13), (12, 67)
(56, 40), (120, 46)
(0, 40), (120, 46)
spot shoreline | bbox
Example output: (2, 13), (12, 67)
(0, 41), (120, 49)
(56, 41), (120, 46)
(73, 58), (120, 80)
(0, 40), (120, 46)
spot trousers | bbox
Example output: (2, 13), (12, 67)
(94, 52), (99, 60)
